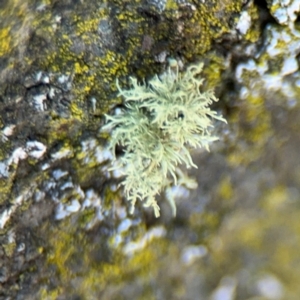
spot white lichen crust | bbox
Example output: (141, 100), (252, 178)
(103, 62), (226, 217)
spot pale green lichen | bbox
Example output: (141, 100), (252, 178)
(103, 61), (226, 217)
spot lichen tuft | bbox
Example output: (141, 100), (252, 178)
(103, 61), (226, 217)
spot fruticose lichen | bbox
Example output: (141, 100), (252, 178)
(103, 61), (227, 217)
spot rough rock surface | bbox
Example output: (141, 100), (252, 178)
(1, 0), (300, 299)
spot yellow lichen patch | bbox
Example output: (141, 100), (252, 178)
(102, 185), (122, 212)
(261, 185), (289, 211)
(202, 53), (226, 90)
(47, 222), (83, 281)
(18, 0), (250, 126)
(189, 211), (221, 243)
(43, 216), (169, 299)
(0, 168), (16, 206)
(74, 62), (89, 75)
(165, 0), (179, 10)
(234, 215), (265, 251)
(177, 1), (242, 59)
(0, 0), (37, 61)
(209, 185), (300, 297)
(3, 240), (16, 257)
(48, 117), (82, 145)
(76, 18), (99, 40)
(39, 288), (60, 300)
(228, 93), (273, 166)
(217, 176), (234, 201)
(237, 4), (260, 43)
(70, 102), (86, 121)
(0, 28), (12, 57)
